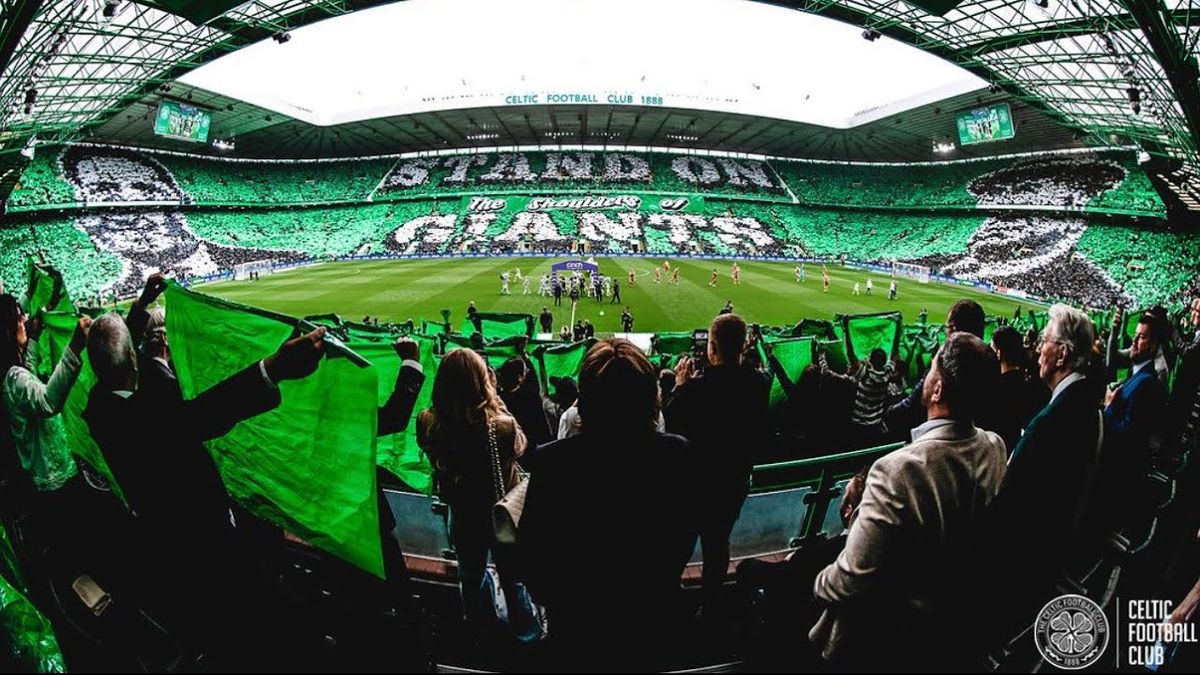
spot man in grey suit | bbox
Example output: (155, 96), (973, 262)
(809, 332), (1006, 670)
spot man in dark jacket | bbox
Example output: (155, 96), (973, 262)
(984, 304), (1102, 630)
(989, 325), (1047, 452)
(885, 299), (987, 436)
(1103, 313), (1168, 524)
(665, 313), (770, 613)
(83, 313), (327, 664)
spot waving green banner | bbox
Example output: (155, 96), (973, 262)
(167, 285), (384, 578)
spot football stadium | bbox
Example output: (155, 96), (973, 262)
(1, 0), (1199, 671)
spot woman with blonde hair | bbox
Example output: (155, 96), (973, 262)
(416, 348), (539, 642)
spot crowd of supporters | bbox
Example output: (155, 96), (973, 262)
(3, 275), (1198, 670)
(3, 202), (1195, 310)
(7, 146), (1165, 219)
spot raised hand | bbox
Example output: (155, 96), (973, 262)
(264, 327), (326, 382)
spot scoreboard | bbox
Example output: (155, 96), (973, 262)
(154, 99), (211, 143)
(955, 103), (1015, 146)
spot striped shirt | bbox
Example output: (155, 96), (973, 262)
(821, 352), (895, 428)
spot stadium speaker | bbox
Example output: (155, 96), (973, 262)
(903, 0), (967, 15)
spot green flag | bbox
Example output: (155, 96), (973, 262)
(166, 284), (384, 578)
(651, 331), (694, 357)
(838, 312), (902, 362)
(535, 339), (593, 386)
(460, 312), (534, 339)
(24, 259), (73, 315)
(352, 333), (438, 495)
(33, 310), (78, 382)
(759, 336), (813, 408)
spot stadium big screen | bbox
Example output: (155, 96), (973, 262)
(153, 99), (211, 142)
(955, 102), (1015, 145)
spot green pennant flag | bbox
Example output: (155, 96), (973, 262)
(838, 312), (902, 362)
(166, 284), (384, 578)
(758, 336), (813, 408)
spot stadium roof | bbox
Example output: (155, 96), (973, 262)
(0, 0), (1197, 169)
(89, 82), (1080, 160)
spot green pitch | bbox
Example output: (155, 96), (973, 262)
(200, 257), (1035, 334)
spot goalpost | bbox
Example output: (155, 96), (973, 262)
(890, 261), (932, 283)
(233, 259), (279, 280)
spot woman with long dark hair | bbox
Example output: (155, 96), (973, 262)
(416, 348), (539, 643)
(1, 294), (90, 495)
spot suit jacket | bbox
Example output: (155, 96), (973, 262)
(1105, 366), (1166, 457)
(137, 354), (181, 404)
(83, 363), (281, 550)
(985, 376), (1102, 603)
(809, 421), (1007, 664)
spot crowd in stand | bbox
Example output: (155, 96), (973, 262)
(2, 264), (1199, 670)
(60, 147), (188, 204)
(7, 147), (1165, 220)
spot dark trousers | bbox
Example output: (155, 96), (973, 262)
(553, 293), (561, 306)
(700, 480), (750, 606)
(611, 292), (620, 303)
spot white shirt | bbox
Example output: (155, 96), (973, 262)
(909, 417), (957, 444)
(1050, 371), (1085, 403)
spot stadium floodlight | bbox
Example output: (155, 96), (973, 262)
(272, 32), (292, 44)
(933, 141), (955, 153)
(212, 138), (235, 151)
(22, 88), (36, 115)
(862, 29), (881, 42)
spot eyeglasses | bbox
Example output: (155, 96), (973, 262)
(1036, 329), (1067, 349)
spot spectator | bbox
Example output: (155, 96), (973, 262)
(519, 339), (700, 668)
(1107, 308), (1171, 386)
(582, 319), (595, 340)
(984, 304), (1102, 629)
(819, 346), (893, 449)
(885, 299), (986, 434)
(2, 294), (89, 495)
(659, 368), (677, 409)
(810, 333), (1006, 669)
(1102, 312), (1168, 524)
(666, 313), (770, 614)
(496, 350), (553, 448)
(558, 324), (570, 342)
(83, 315), (328, 665)
(990, 325), (1048, 452)
(538, 307), (553, 334)
(415, 349), (539, 643)
(541, 375), (576, 435)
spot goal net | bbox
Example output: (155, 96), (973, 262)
(890, 261), (931, 283)
(233, 259), (278, 280)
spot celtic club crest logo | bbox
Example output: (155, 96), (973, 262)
(1034, 594), (1109, 670)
